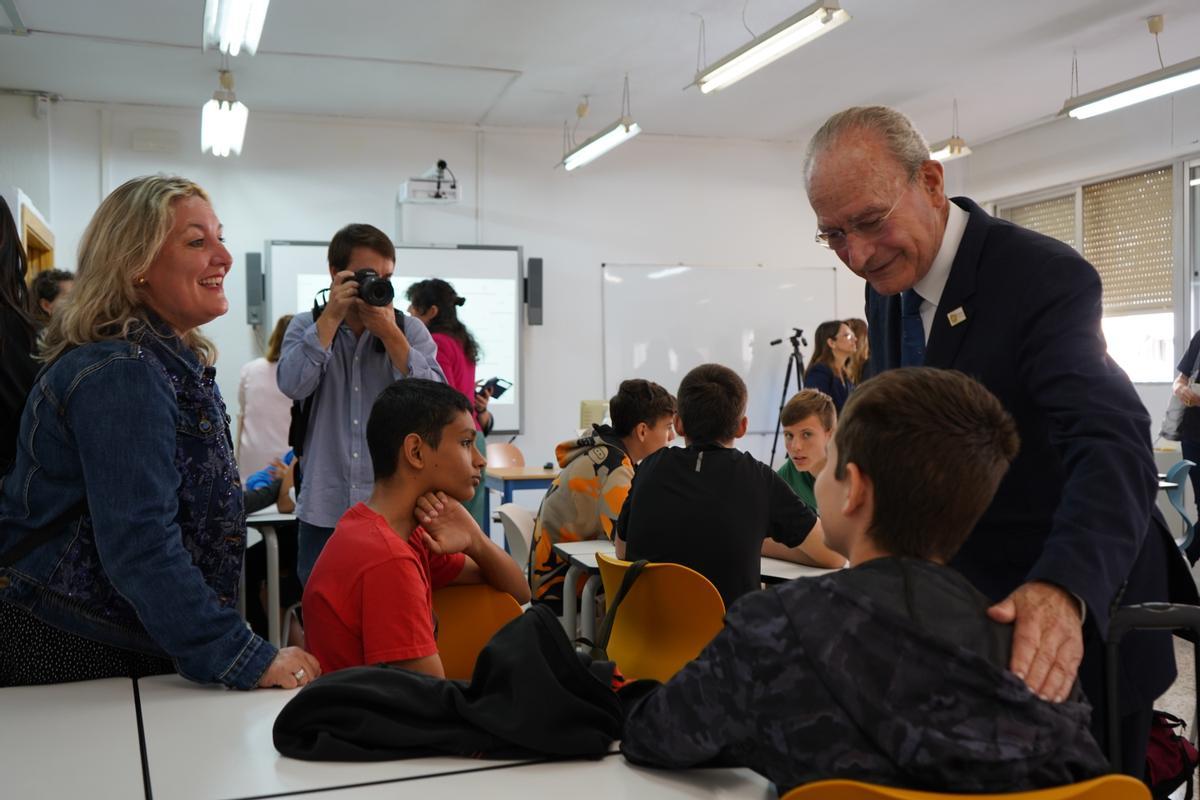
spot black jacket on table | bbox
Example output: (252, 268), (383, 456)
(273, 604), (625, 761)
(866, 197), (1197, 722)
(621, 558), (1109, 793)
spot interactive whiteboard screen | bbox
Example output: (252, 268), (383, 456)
(266, 241), (523, 433)
(601, 263), (838, 440)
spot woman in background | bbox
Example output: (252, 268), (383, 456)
(0, 197), (38, 474)
(0, 175), (318, 689)
(804, 320), (857, 413)
(406, 278), (492, 526)
(237, 313), (294, 485)
(31, 269), (76, 323)
(845, 317), (869, 384)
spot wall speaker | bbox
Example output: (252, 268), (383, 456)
(526, 257), (543, 326)
(245, 252), (264, 326)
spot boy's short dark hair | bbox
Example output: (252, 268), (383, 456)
(677, 364), (747, 445)
(833, 367), (1019, 561)
(609, 379), (676, 437)
(781, 389), (835, 430)
(367, 379), (471, 480)
(328, 223), (396, 271)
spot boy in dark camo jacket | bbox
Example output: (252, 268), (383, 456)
(621, 367), (1109, 793)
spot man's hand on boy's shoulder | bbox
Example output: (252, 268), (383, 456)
(415, 491), (484, 556)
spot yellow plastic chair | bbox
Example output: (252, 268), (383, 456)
(485, 442), (525, 469)
(780, 774), (1149, 800)
(431, 584), (523, 681)
(594, 552), (725, 682)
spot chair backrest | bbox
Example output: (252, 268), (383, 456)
(431, 584), (523, 681)
(486, 442), (525, 468)
(779, 775), (1150, 800)
(1164, 459), (1196, 551)
(594, 552), (725, 682)
(496, 503), (535, 572)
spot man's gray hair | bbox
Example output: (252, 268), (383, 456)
(804, 106), (930, 189)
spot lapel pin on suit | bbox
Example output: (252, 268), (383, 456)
(947, 307), (967, 327)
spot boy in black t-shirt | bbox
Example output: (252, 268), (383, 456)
(614, 363), (843, 607)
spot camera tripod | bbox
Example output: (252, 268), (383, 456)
(768, 328), (808, 469)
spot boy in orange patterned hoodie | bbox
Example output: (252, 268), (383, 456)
(529, 380), (675, 614)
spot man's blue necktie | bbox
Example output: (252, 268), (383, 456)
(900, 289), (926, 367)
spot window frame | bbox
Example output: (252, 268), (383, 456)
(991, 155), (1195, 385)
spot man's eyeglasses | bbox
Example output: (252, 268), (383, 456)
(814, 182), (910, 250)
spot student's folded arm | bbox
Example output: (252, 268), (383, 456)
(385, 654), (445, 679)
(765, 473), (843, 568)
(621, 593), (779, 769)
(763, 519), (843, 568)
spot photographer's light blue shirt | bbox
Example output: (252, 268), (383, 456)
(276, 311), (445, 528)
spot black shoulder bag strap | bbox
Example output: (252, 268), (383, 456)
(586, 559), (649, 660)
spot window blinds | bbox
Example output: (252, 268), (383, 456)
(1081, 167), (1173, 316)
(1001, 195), (1076, 248)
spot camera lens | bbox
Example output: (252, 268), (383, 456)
(353, 269), (395, 307)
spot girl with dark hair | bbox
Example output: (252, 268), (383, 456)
(804, 320), (857, 412)
(0, 197), (38, 472)
(406, 278), (492, 526)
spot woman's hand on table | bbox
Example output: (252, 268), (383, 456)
(258, 646), (321, 689)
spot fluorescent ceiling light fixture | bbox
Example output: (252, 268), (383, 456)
(646, 267), (691, 280)
(561, 118), (641, 171)
(929, 135), (971, 162)
(693, 1), (850, 94)
(201, 69), (248, 157)
(1062, 55), (1200, 120)
(203, 0), (270, 56)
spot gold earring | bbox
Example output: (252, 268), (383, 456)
(134, 276), (147, 287)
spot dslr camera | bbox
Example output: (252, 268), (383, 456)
(353, 269), (394, 307)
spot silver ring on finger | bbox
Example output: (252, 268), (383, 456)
(293, 668), (306, 681)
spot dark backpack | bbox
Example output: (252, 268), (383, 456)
(1147, 710), (1199, 799)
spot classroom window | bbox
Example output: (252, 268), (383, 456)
(1001, 194), (1076, 248)
(998, 165), (1176, 383)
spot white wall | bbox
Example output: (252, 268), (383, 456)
(0, 95), (51, 216)
(26, 100), (859, 467)
(950, 91), (1200, 439)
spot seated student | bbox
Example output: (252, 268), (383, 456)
(529, 379), (676, 613)
(777, 389), (836, 509)
(621, 368), (1109, 792)
(302, 379), (530, 676)
(615, 364), (843, 609)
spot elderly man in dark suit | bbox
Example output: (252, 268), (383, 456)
(804, 105), (1195, 776)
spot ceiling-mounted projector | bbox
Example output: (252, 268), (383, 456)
(397, 159), (459, 204)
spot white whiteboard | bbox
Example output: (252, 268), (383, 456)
(601, 263), (838, 438)
(265, 241), (524, 433)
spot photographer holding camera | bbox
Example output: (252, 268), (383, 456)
(278, 223), (446, 584)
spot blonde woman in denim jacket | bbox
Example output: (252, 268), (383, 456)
(0, 176), (320, 690)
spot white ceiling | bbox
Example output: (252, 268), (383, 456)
(3, 0), (1199, 145)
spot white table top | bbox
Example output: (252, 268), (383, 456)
(0, 678), (145, 800)
(292, 753), (775, 799)
(136, 674), (528, 800)
(247, 506), (297, 525)
(759, 557), (839, 582)
(553, 540), (840, 583)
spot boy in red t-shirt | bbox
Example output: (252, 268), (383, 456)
(302, 379), (531, 676)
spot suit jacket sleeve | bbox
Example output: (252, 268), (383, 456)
(1017, 253), (1157, 632)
